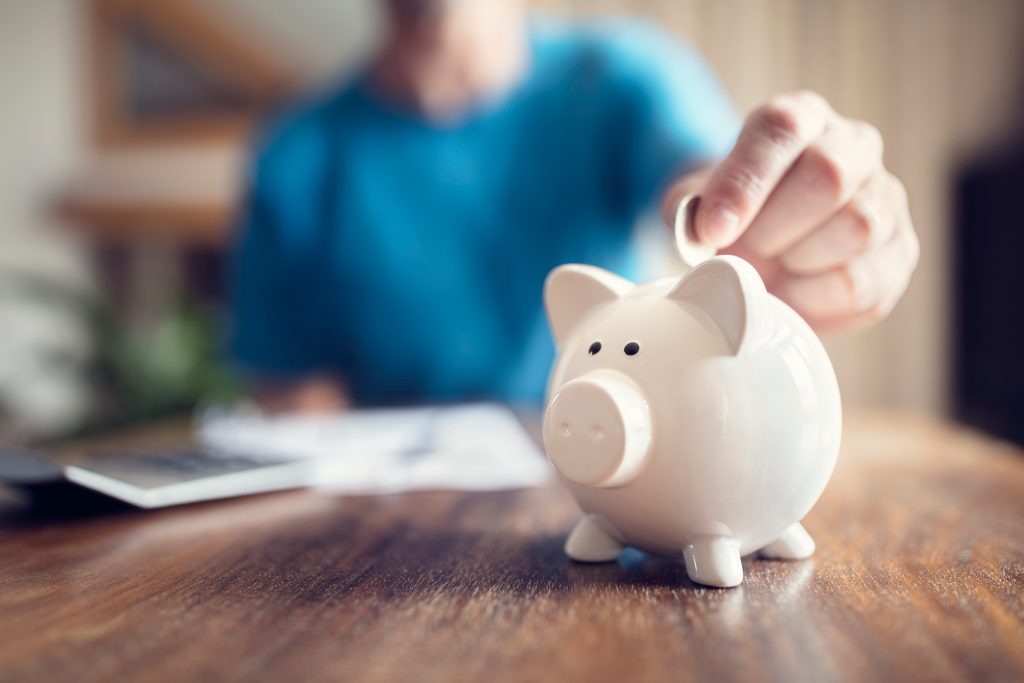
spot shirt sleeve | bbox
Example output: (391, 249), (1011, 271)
(603, 22), (741, 219)
(228, 115), (330, 378)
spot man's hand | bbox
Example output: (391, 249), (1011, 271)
(252, 376), (350, 415)
(663, 90), (918, 334)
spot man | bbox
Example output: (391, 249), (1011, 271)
(232, 0), (918, 412)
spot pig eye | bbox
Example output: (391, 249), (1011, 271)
(588, 341), (602, 355)
(624, 341), (640, 356)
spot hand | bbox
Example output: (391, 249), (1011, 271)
(663, 90), (918, 334)
(252, 376), (350, 415)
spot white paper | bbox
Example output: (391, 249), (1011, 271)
(196, 403), (551, 494)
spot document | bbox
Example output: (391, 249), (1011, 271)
(197, 403), (552, 495)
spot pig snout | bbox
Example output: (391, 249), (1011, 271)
(543, 371), (652, 488)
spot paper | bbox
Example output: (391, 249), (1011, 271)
(196, 403), (552, 494)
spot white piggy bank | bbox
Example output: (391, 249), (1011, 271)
(542, 254), (841, 588)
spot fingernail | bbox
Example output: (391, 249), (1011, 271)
(701, 203), (739, 247)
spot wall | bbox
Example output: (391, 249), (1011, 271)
(0, 0), (88, 262)
(0, 1), (97, 435)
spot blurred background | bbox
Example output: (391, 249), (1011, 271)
(1, 0), (1022, 444)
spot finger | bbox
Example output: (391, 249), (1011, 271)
(779, 170), (899, 275)
(800, 308), (889, 336)
(741, 119), (884, 258)
(696, 91), (832, 248)
(772, 216), (918, 323)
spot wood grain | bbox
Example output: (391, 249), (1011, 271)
(1, 411), (1023, 683)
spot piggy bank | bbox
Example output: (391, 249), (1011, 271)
(542, 252), (841, 588)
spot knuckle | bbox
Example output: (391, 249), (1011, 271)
(845, 203), (875, 249)
(869, 297), (897, 319)
(750, 99), (804, 146)
(838, 264), (859, 299)
(795, 89), (830, 112)
(905, 228), (921, 268)
(844, 259), (882, 312)
(855, 120), (884, 156)
(889, 173), (909, 206)
(835, 273), (887, 321)
(802, 146), (848, 201)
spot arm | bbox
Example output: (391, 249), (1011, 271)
(230, 118), (348, 413)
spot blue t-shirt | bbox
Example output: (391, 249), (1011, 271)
(231, 19), (738, 406)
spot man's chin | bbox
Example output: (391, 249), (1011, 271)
(416, 99), (477, 126)
(416, 89), (508, 126)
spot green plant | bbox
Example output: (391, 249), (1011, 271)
(97, 300), (243, 423)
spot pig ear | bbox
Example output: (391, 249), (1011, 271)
(667, 255), (768, 355)
(545, 265), (632, 348)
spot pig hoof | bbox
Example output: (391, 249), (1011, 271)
(758, 522), (815, 560)
(565, 515), (624, 562)
(683, 536), (743, 587)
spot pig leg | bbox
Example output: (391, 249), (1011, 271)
(682, 536), (743, 588)
(564, 514), (624, 562)
(758, 522), (815, 560)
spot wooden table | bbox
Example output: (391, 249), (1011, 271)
(1, 412), (1023, 683)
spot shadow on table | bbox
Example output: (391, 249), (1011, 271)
(528, 534), (814, 594)
(0, 481), (135, 526)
